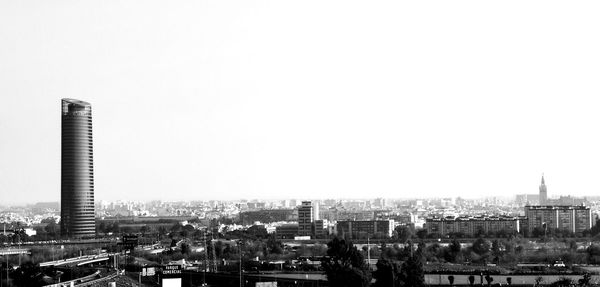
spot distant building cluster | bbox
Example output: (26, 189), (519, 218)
(6, 169), (600, 242)
(425, 205), (593, 237)
(271, 201), (396, 240)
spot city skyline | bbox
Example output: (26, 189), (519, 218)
(2, 1), (600, 204)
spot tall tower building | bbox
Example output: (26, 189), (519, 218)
(539, 175), (547, 205)
(61, 99), (96, 238)
(298, 201), (313, 237)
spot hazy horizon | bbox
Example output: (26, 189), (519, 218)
(2, 1), (600, 204)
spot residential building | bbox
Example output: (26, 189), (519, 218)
(298, 201), (313, 237)
(425, 216), (519, 237)
(525, 205), (592, 233)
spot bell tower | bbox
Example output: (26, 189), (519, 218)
(539, 174), (547, 205)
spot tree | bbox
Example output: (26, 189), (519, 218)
(13, 262), (44, 286)
(44, 221), (60, 239)
(506, 277), (512, 285)
(579, 273), (592, 286)
(171, 223), (183, 234)
(568, 239), (577, 251)
(181, 242), (191, 255)
(590, 219), (600, 236)
(445, 239), (462, 263)
(372, 258), (400, 287)
(491, 239), (501, 257)
(321, 237), (371, 287)
(398, 255), (425, 287)
(468, 275), (475, 286)
(395, 226), (414, 243)
(532, 227), (546, 238)
(448, 275), (454, 286)
(588, 244), (600, 264)
(450, 239), (461, 254)
(246, 225), (268, 239)
(472, 238), (491, 256)
(140, 225), (150, 236)
(110, 221), (120, 234)
(551, 277), (573, 287)
(181, 224), (195, 238)
(416, 229), (428, 239)
(158, 226), (168, 239)
(535, 276), (543, 286)
(266, 236), (283, 254)
(484, 274), (493, 286)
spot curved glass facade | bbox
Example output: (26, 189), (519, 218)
(61, 98), (95, 238)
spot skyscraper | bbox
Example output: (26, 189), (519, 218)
(539, 175), (547, 205)
(61, 99), (95, 238)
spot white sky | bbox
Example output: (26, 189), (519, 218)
(1, 1), (600, 204)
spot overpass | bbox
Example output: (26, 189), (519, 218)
(40, 254), (113, 267)
(0, 248), (30, 255)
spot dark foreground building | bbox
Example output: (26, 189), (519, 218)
(61, 99), (95, 238)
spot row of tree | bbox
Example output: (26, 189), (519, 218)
(322, 237), (425, 287)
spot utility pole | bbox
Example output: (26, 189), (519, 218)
(367, 237), (371, 270)
(239, 240), (243, 287)
(6, 255), (8, 286)
(203, 231), (207, 286)
(211, 235), (217, 272)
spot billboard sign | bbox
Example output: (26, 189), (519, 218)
(121, 235), (139, 250)
(163, 265), (182, 276)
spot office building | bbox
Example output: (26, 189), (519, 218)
(61, 99), (96, 238)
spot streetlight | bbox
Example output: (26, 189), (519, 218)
(238, 240), (244, 287)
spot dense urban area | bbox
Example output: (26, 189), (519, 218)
(4, 183), (600, 286)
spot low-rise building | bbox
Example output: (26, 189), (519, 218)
(239, 209), (297, 225)
(276, 224), (299, 239)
